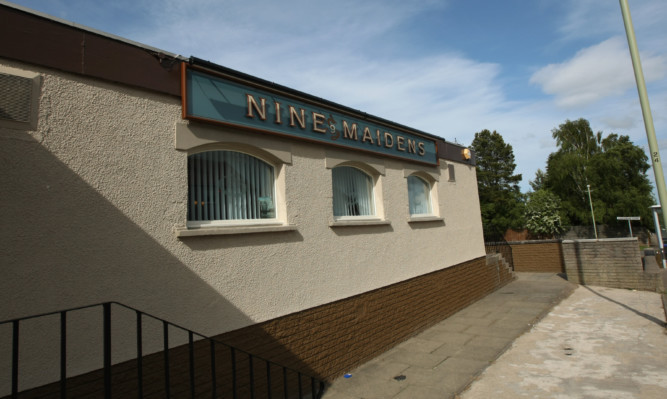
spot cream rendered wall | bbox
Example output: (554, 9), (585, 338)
(170, 123), (486, 330)
(1, 58), (486, 332)
(0, 57), (485, 390)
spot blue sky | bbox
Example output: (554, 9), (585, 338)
(7, 0), (667, 194)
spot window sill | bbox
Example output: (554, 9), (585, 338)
(329, 219), (391, 227)
(175, 223), (297, 237)
(407, 216), (444, 223)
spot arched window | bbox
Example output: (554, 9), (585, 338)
(188, 150), (275, 224)
(332, 166), (375, 217)
(407, 175), (432, 215)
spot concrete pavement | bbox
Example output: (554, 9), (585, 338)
(322, 273), (578, 399)
(461, 284), (667, 398)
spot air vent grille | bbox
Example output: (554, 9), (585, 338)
(0, 72), (33, 123)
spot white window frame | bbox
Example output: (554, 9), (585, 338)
(186, 149), (280, 229)
(325, 153), (388, 226)
(404, 170), (443, 223)
(332, 165), (377, 220)
(407, 174), (434, 217)
(174, 125), (294, 237)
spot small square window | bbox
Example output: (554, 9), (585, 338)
(448, 164), (456, 182)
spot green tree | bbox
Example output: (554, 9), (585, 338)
(525, 189), (564, 238)
(587, 134), (654, 225)
(544, 118), (654, 227)
(529, 169), (547, 192)
(471, 129), (524, 235)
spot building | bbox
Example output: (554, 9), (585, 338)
(0, 2), (513, 397)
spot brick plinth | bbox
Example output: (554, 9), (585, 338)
(9, 255), (514, 398)
(217, 255), (514, 381)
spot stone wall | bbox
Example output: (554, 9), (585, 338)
(562, 238), (665, 292)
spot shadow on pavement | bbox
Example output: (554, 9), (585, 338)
(582, 285), (666, 328)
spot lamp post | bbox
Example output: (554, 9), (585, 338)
(619, 0), (667, 243)
(587, 184), (598, 240)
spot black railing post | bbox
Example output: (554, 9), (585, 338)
(103, 303), (111, 399)
(136, 311), (143, 399)
(266, 361), (272, 399)
(283, 367), (288, 399)
(60, 311), (67, 399)
(318, 380), (325, 399)
(249, 355), (255, 399)
(11, 320), (19, 399)
(163, 321), (170, 397)
(311, 377), (316, 399)
(298, 372), (303, 399)
(189, 331), (195, 398)
(231, 347), (237, 399)
(210, 341), (217, 399)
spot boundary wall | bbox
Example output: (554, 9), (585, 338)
(562, 238), (665, 292)
(508, 240), (565, 273)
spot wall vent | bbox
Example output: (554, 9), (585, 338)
(0, 66), (41, 130)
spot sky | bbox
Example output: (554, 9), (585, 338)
(7, 0), (667, 194)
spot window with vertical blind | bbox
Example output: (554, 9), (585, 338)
(407, 175), (432, 216)
(332, 166), (375, 218)
(187, 150), (276, 225)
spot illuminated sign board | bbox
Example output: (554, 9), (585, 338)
(182, 66), (438, 165)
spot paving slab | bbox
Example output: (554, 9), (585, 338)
(322, 273), (577, 399)
(461, 285), (667, 399)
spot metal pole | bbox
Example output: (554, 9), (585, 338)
(651, 205), (667, 268)
(628, 220), (633, 237)
(587, 184), (598, 239)
(620, 0), (667, 246)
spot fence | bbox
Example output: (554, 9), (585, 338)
(483, 227), (514, 271)
(1, 302), (325, 399)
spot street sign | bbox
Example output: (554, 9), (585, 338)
(617, 216), (640, 238)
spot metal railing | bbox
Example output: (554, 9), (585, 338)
(483, 227), (515, 271)
(1, 302), (326, 399)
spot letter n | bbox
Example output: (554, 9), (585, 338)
(246, 94), (267, 120)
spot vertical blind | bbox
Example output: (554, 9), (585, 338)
(408, 175), (432, 215)
(188, 151), (275, 221)
(332, 166), (374, 217)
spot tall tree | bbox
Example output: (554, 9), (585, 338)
(544, 118), (654, 227)
(471, 129), (524, 235)
(529, 169), (547, 192)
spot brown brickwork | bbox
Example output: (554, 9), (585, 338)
(216, 255), (514, 381)
(9, 255), (513, 398)
(509, 240), (565, 273)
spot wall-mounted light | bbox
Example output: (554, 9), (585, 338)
(462, 148), (471, 160)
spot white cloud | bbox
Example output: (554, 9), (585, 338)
(599, 115), (637, 130)
(14, 0), (666, 193)
(558, 0), (622, 40)
(530, 37), (667, 108)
